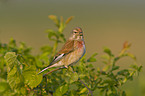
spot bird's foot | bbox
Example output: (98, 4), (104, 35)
(64, 66), (68, 68)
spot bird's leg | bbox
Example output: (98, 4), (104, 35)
(64, 66), (68, 68)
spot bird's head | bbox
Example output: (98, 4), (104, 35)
(70, 27), (84, 41)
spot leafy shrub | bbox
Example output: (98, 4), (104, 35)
(0, 15), (142, 96)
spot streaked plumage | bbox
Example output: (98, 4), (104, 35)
(38, 27), (86, 74)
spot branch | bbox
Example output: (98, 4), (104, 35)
(71, 67), (93, 96)
(78, 78), (93, 96)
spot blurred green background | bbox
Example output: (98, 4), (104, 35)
(0, 0), (145, 95)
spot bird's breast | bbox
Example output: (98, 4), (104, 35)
(77, 41), (86, 55)
(64, 41), (85, 66)
(77, 41), (84, 48)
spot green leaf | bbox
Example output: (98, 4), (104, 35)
(112, 66), (120, 71)
(23, 65), (42, 89)
(8, 65), (17, 76)
(138, 65), (143, 72)
(79, 87), (87, 94)
(48, 15), (59, 27)
(60, 84), (69, 94)
(47, 29), (58, 41)
(104, 47), (114, 57)
(122, 91), (126, 96)
(127, 53), (136, 60)
(117, 69), (129, 76)
(4, 52), (17, 72)
(58, 16), (65, 33)
(130, 64), (138, 70)
(0, 81), (10, 93)
(69, 84), (78, 91)
(20, 87), (27, 95)
(65, 16), (74, 24)
(70, 72), (79, 83)
(40, 45), (52, 53)
(7, 66), (24, 90)
(87, 53), (98, 62)
(54, 86), (62, 96)
(103, 79), (114, 85)
(9, 38), (16, 48)
(103, 65), (111, 71)
(59, 33), (66, 42)
(4, 52), (24, 90)
(109, 93), (118, 96)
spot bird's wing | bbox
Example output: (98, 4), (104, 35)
(49, 40), (74, 65)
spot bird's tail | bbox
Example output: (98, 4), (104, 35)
(37, 66), (52, 75)
(38, 62), (61, 75)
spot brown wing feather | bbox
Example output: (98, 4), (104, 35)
(49, 40), (74, 65)
(57, 40), (74, 55)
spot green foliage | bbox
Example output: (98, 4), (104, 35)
(0, 15), (142, 96)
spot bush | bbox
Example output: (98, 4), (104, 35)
(0, 15), (142, 96)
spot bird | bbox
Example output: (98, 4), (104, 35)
(38, 27), (86, 74)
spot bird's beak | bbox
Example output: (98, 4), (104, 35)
(80, 32), (83, 36)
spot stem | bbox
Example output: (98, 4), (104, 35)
(78, 78), (93, 96)
(71, 67), (93, 96)
(52, 41), (58, 57)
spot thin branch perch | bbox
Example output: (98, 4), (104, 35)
(78, 78), (93, 96)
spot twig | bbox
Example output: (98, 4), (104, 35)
(71, 67), (93, 96)
(78, 78), (93, 96)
